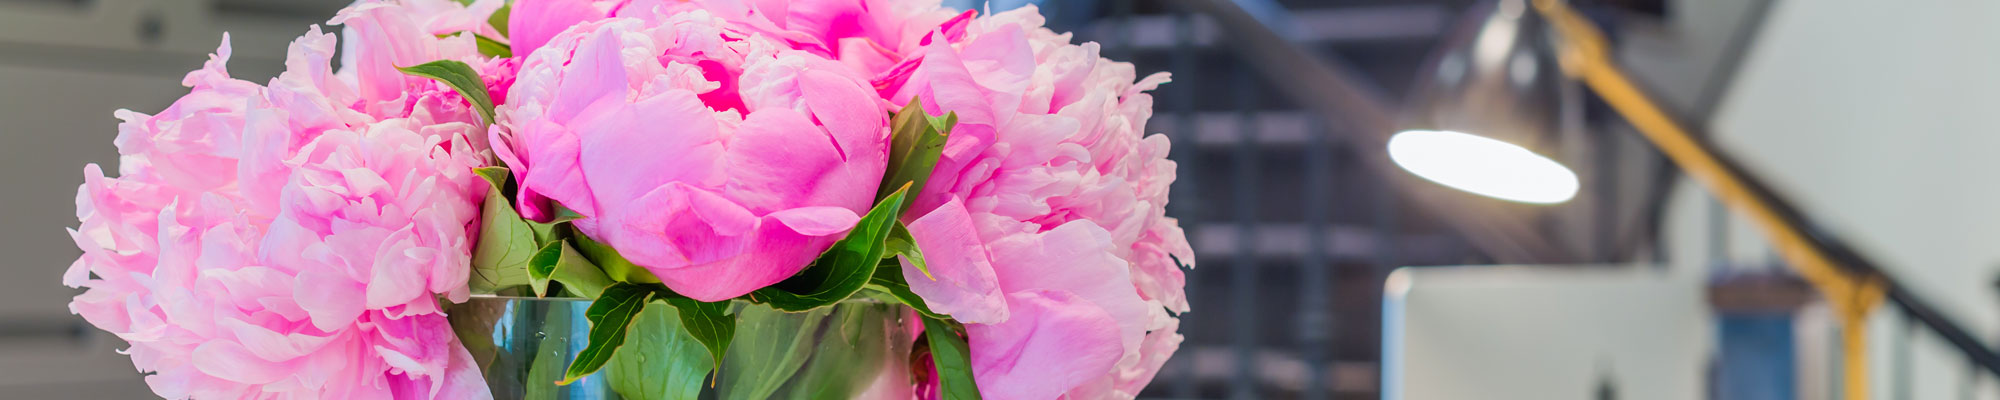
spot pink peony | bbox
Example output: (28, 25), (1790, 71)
(504, 0), (624, 57)
(63, 2), (503, 398)
(904, 206), (1154, 399)
(689, 0), (963, 76)
(500, 0), (686, 57)
(740, 2), (1194, 397)
(491, 9), (890, 301)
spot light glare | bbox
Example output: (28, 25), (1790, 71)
(1387, 130), (1579, 204)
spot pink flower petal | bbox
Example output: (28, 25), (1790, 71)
(901, 197), (1008, 324)
(435, 337), (498, 400)
(646, 212), (827, 301)
(549, 25), (629, 123)
(508, 0), (610, 58)
(722, 107), (846, 212)
(573, 91), (722, 213)
(224, 318), (337, 362)
(800, 68), (888, 163)
(364, 229), (430, 309)
(967, 290), (1122, 399)
(518, 120), (597, 219)
(192, 341), (304, 385)
(338, 4), (432, 103)
(987, 221), (1150, 368)
(294, 266), (367, 332)
(684, 185), (760, 235)
(766, 206), (861, 236)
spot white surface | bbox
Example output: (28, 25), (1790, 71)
(1381, 265), (1711, 400)
(1674, 0), (2000, 397)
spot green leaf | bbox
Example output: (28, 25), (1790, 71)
(525, 302), (576, 400)
(523, 206), (577, 246)
(473, 33), (513, 58)
(927, 112), (959, 138)
(397, 60), (496, 124)
(864, 264), (944, 319)
(665, 296), (735, 371)
(470, 175), (535, 294)
(749, 184), (910, 311)
(717, 305), (831, 399)
(475, 166), (574, 246)
(474, 166), (512, 192)
(489, 2), (511, 37)
(878, 98), (953, 213)
(549, 205), (586, 224)
(922, 317), (982, 400)
(776, 303), (897, 400)
(572, 230), (664, 284)
(526, 222), (562, 247)
(605, 304), (712, 400)
(526, 243), (561, 297)
(436, 31), (513, 58)
(561, 283), (654, 384)
(527, 241), (615, 298)
(884, 222), (930, 279)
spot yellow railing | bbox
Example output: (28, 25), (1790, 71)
(1531, 1), (1884, 397)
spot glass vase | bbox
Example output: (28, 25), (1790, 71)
(448, 296), (918, 400)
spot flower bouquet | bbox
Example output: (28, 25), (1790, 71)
(62, 0), (1191, 398)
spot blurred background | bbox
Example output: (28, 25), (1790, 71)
(6, 0), (2000, 399)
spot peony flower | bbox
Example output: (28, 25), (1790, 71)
(491, 9), (890, 301)
(504, 0), (624, 57)
(63, 1), (503, 398)
(904, 205), (1152, 399)
(500, 0), (684, 57)
(689, 0), (964, 76)
(767, 2), (1194, 398)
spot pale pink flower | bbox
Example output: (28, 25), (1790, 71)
(855, 4), (1192, 399)
(491, 9), (889, 301)
(64, 1), (502, 397)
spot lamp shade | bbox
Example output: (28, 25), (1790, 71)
(1391, 0), (1578, 204)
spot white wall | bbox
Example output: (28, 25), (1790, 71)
(1672, 0), (2000, 397)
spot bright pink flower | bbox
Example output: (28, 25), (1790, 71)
(693, 0), (962, 75)
(506, 0), (617, 57)
(503, 0), (698, 57)
(492, 10), (889, 301)
(64, 2), (502, 397)
(864, 4), (1192, 398)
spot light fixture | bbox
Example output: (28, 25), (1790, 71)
(1390, 0), (1581, 204)
(1389, 129), (1579, 204)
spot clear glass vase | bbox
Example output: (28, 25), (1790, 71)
(448, 296), (918, 400)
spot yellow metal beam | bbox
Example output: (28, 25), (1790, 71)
(1530, 1), (1885, 398)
